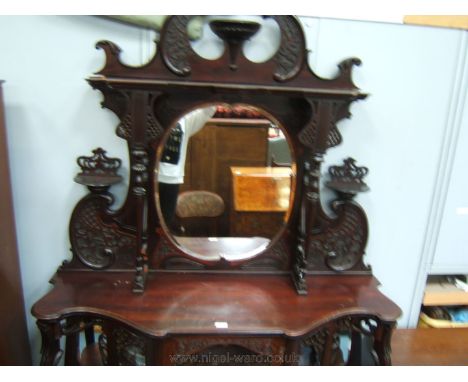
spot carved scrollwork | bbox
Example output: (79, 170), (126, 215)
(354, 317), (378, 336)
(95, 40), (123, 73)
(302, 158), (370, 273)
(303, 326), (329, 357)
(271, 16), (305, 82)
(301, 315), (389, 365)
(69, 193), (136, 270)
(335, 316), (354, 333)
(85, 83), (133, 141)
(89, 85), (163, 144)
(337, 57), (362, 86)
(113, 326), (147, 366)
(298, 100), (344, 151)
(334, 315), (378, 336)
(59, 319), (83, 336)
(37, 320), (63, 366)
(161, 16), (193, 76)
(307, 201), (370, 273)
(175, 337), (277, 362)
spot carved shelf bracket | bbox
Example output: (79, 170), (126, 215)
(66, 148), (136, 271)
(74, 147), (122, 191)
(326, 157), (370, 199)
(306, 157), (371, 273)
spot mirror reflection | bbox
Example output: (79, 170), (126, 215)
(156, 104), (294, 261)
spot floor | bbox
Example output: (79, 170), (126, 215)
(391, 328), (468, 366)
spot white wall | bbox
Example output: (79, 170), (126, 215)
(0, 15), (466, 363)
(303, 18), (465, 327)
(431, 35), (468, 275)
(0, 15), (149, 364)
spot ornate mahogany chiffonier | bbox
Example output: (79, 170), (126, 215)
(32, 16), (401, 366)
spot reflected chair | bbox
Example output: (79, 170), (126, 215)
(175, 191), (225, 237)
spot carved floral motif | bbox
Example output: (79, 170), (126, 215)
(69, 194), (136, 269)
(161, 16), (193, 76)
(272, 16), (305, 82)
(307, 201), (370, 272)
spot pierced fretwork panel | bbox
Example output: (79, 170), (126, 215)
(301, 316), (394, 366)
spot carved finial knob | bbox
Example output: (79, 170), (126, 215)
(74, 147), (123, 188)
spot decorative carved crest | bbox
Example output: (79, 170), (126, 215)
(326, 157), (370, 196)
(329, 157), (369, 185)
(75, 148), (122, 187)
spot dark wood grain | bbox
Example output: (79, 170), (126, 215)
(31, 16), (401, 365)
(32, 272), (400, 338)
(55, 16), (372, 288)
(392, 329), (468, 366)
(0, 82), (32, 365)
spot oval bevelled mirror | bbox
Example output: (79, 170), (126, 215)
(155, 104), (295, 261)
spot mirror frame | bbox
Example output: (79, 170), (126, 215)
(66, 16), (371, 295)
(154, 103), (295, 263)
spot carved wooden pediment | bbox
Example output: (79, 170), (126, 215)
(64, 16), (371, 295)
